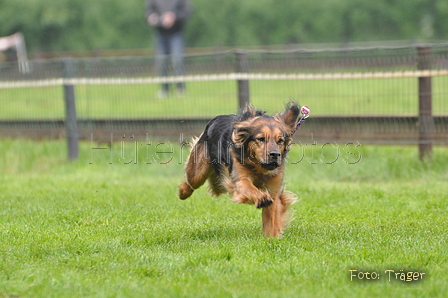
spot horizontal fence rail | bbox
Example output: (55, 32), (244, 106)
(1, 70), (448, 88)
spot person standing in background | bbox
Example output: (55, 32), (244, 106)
(146, 0), (193, 98)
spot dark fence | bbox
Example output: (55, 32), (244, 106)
(1, 42), (447, 159)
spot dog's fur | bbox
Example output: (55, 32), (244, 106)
(178, 102), (301, 237)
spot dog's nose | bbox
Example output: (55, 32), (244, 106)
(269, 151), (281, 159)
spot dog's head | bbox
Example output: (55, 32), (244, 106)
(232, 102), (300, 172)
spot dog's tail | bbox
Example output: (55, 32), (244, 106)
(189, 135), (201, 148)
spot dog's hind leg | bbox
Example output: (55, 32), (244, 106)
(178, 140), (213, 200)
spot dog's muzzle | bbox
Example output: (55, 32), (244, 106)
(261, 151), (281, 170)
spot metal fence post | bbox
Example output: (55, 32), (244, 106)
(235, 50), (250, 112)
(63, 57), (79, 160)
(417, 46), (433, 161)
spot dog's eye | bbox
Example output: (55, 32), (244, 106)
(277, 139), (285, 145)
(257, 137), (266, 143)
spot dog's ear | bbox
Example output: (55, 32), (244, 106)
(232, 123), (252, 147)
(279, 101), (301, 132)
(240, 104), (266, 121)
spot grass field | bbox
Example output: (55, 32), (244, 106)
(1, 76), (448, 119)
(0, 139), (447, 297)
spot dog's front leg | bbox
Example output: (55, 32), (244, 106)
(262, 194), (284, 237)
(231, 177), (273, 208)
(230, 161), (273, 208)
(262, 190), (297, 238)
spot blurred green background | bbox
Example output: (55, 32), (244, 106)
(0, 0), (447, 56)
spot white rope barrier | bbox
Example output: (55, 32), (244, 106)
(1, 70), (447, 89)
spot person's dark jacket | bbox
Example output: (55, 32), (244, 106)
(145, 0), (193, 34)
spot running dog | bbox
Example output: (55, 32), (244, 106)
(178, 102), (301, 237)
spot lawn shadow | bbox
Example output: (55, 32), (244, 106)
(188, 225), (262, 241)
(149, 224), (263, 248)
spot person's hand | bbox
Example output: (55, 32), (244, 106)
(147, 13), (159, 26)
(161, 11), (176, 28)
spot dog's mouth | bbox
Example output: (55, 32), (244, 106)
(261, 161), (280, 170)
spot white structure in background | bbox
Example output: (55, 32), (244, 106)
(0, 32), (30, 73)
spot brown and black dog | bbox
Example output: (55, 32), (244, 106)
(178, 102), (301, 237)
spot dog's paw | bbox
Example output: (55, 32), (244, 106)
(256, 192), (273, 208)
(178, 182), (194, 200)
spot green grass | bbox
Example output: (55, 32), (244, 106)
(0, 139), (447, 297)
(1, 76), (447, 119)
